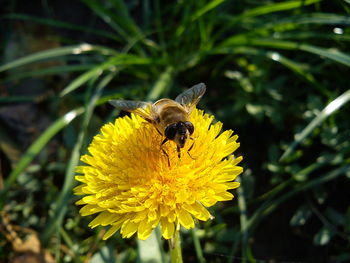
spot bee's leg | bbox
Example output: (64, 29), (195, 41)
(161, 138), (170, 167)
(188, 137), (195, 151)
(155, 128), (163, 136)
(177, 146), (181, 158)
(187, 138), (195, 159)
(162, 149), (170, 167)
(161, 138), (168, 147)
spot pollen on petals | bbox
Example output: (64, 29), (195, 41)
(75, 108), (242, 240)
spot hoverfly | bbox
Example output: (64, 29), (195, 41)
(109, 83), (206, 164)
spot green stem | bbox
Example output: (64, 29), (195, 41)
(169, 230), (183, 263)
(237, 176), (252, 263)
(191, 228), (206, 263)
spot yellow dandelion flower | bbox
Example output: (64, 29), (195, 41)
(74, 108), (243, 240)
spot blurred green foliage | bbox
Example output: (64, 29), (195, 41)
(0, 0), (350, 262)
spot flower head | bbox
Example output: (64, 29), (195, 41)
(74, 108), (242, 240)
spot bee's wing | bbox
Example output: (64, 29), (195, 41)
(109, 100), (153, 122)
(175, 83), (206, 112)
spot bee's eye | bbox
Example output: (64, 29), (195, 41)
(184, 121), (194, 135)
(165, 124), (177, 140)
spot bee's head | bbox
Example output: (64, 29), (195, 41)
(165, 121), (194, 148)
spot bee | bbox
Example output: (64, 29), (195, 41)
(109, 83), (206, 164)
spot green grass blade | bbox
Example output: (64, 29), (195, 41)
(253, 12), (350, 30)
(80, 0), (128, 38)
(274, 32), (350, 42)
(215, 0), (323, 38)
(175, 0), (225, 37)
(146, 66), (175, 101)
(280, 89), (350, 161)
(262, 51), (331, 96)
(60, 65), (110, 97)
(3, 64), (94, 82)
(208, 47), (326, 94)
(2, 13), (122, 41)
(0, 44), (117, 73)
(237, 176), (249, 263)
(232, 0), (322, 23)
(60, 54), (156, 96)
(0, 108), (84, 208)
(190, 0), (226, 22)
(264, 51), (317, 83)
(216, 13), (350, 51)
(220, 38), (350, 67)
(0, 124), (21, 164)
(154, 0), (167, 57)
(256, 40), (350, 66)
(266, 14), (350, 35)
(80, 0), (144, 49)
(80, 0), (152, 55)
(191, 228), (206, 263)
(42, 72), (116, 243)
(290, 13), (350, 25)
(300, 44), (350, 67)
(220, 13), (350, 45)
(108, 0), (142, 38)
(59, 227), (77, 259)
